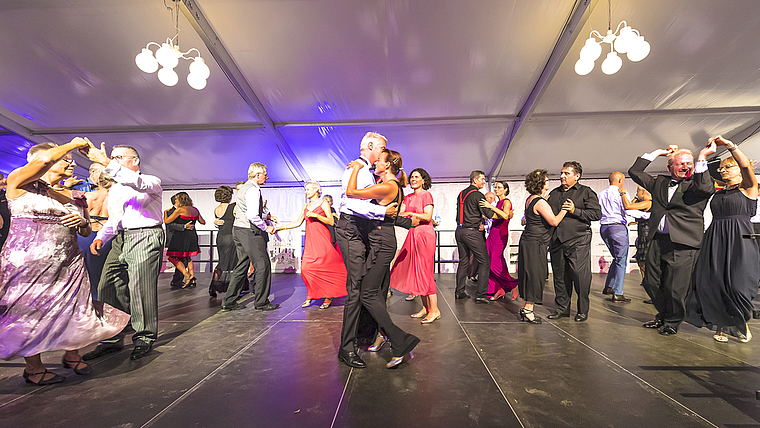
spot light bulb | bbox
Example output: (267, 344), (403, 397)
(135, 48), (158, 73)
(187, 73), (207, 90)
(574, 58), (594, 76)
(627, 36), (650, 62)
(614, 26), (635, 54)
(579, 37), (602, 61)
(156, 43), (179, 69)
(157, 67), (179, 86)
(188, 57), (210, 80)
(601, 51), (622, 75)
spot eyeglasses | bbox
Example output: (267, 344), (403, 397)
(717, 165), (738, 171)
(59, 157), (74, 164)
(111, 155), (137, 161)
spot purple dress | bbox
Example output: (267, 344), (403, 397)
(487, 198), (518, 295)
(0, 181), (129, 359)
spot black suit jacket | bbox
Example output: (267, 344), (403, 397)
(628, 156), (714, 248)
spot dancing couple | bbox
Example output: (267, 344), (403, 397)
(336, 132), (420, 369)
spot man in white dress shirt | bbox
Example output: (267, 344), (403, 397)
(81, 141), (164, 361)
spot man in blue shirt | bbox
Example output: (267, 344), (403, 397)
(598, 172), (630, 302)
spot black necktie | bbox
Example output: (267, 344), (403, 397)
(669, 180), (680, 187)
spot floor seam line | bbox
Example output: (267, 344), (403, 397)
(331, 368), (353, 428)
(441, 293), (526, 428)
(548, 322), (720, 428)
(139, 304), (301, 428)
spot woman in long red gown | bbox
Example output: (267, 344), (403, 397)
(276, 181), (347, 309)
(481, 181), (518, 300)
(390, 168), (440, 323)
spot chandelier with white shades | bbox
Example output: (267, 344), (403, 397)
(134, 1), (210, 90)
(574, 2), (650, 76)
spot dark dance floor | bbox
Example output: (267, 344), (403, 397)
(1, 272), (759, 428)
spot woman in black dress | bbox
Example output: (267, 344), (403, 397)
(621, 186), (653, 302)
(210, 186), (237, 298)
(517, 169), (567, 324)
(686, 136), (759, 343)
(164, 192), (205, 288)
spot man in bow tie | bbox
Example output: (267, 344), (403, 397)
(629, 142), (716, 335)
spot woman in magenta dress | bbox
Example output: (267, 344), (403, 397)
(390, 168), (440, 323)
(0, 140), (129, 385)
(277, 181), (347, 309)
(480, 181), (518, 300)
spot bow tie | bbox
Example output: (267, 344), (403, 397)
(669, 180), (680, 187)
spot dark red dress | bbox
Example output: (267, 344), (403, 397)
(166, 215), (199, 257)
(301, 205), (348, 299)
(486, 198), (518, 294)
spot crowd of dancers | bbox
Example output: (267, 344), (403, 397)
(0, 132), (758, 384)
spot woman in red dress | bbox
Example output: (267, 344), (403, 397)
(276, 181), (347, 309)
(390, 168), (440, 323)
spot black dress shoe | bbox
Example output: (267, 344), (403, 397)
(338, 350), (366, 368)
(574, 313), (588, 322)
(455, 293), (470, 300)
(643, 319), (663, 329)
(256, 302), (280, 311)
(659, 325), (678, 335)
(82, 343), (123, 361)
(547, 312), (570, 320)
(474, 297), (493, 304)
(220, 302), (243, 312)
(130, 343), (153, 360)
(602, 286), (613, 295)
(607, 294), (632, 303)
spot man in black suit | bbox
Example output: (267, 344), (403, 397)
(628, 143), (716, 335)
(547, 161), (602, 322)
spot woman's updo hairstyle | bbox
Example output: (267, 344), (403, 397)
(381, 148), (408, 188)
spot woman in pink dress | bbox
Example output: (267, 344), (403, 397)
(480, 181), (518, 300)
(390, 168), (440, 323)
(276, 181), (347, 309)
(0, 140), (129, 385)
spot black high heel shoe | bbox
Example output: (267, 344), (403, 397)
(519, 308), (542, 324)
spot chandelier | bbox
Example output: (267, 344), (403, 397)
(134, 1), (210, 89)
(574, 2), (650, 76)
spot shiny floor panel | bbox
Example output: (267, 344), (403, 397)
(0, 273), (757, 427)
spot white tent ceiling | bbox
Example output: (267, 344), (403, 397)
(1, 0), (759, 188)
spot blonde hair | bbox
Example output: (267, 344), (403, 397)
(360, 132), (387, 150)
(247, 162), (266, 179)
(305, 181), (322, 197)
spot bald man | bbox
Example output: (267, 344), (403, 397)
(598, 172), (630, 302)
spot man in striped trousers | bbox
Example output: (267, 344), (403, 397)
(81, 141), (165, 361)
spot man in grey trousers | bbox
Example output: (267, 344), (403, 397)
(81, 141), (165, 361)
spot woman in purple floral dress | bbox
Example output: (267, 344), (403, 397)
(0, 139), (129, 385)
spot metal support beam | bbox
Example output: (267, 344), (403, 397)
(178, 0), (311, 184)
(489, 0), (597, 178)
(0, 113), (56, 160)
(29, 122), (264, 135)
